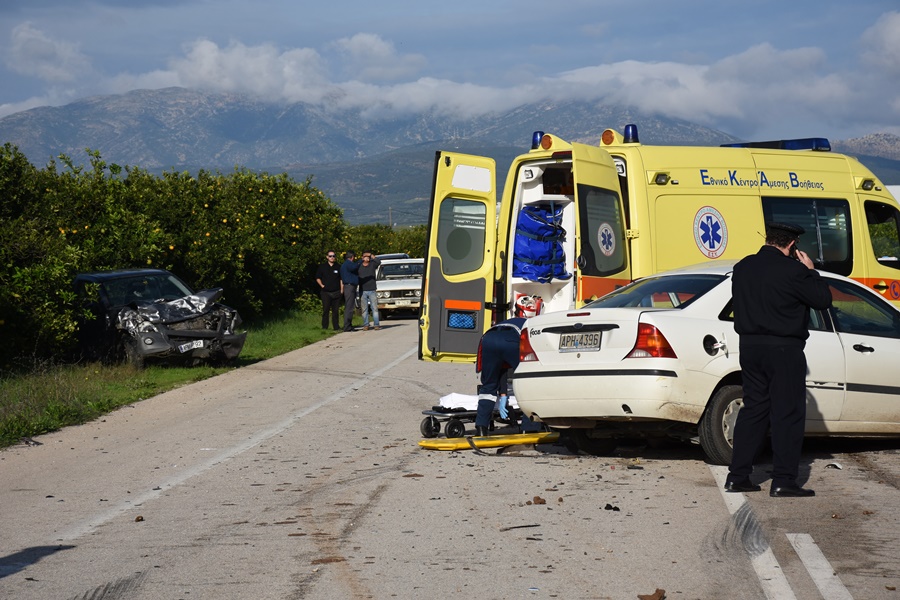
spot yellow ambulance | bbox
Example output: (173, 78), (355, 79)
(419, 124), (900, 362)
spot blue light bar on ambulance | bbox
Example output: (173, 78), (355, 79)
(532, 131), (545, 149)
(623, 124), (639, 144)
(721, 138), (831, 151)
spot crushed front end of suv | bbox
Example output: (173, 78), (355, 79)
(74, 269), (247, 367)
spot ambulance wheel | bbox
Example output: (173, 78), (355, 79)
(420, 416), (440, 438)
(445, 419), (466, 438)
(699, 385), (742, 466)
(570, 429), (617, 456)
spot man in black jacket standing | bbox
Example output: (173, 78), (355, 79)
(724, 223), (832, 497)
(315, 250), (343, 330)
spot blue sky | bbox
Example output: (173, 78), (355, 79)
(1, 0), (899, 140)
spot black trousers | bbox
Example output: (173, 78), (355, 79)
(320, 289), (342, 329)
(729, 344), (807, 486)
(342, 284), (357, 330)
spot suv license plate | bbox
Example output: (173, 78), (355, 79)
(178, 340), (204, 353)
(558, 332), (601, 353)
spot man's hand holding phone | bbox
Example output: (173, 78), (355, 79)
(791, 243), (815, 269)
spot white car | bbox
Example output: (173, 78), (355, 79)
(376, 258), (424, 318)
(513, 260), (900, 464)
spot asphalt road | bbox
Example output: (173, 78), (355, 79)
(1, 319), (899, 600)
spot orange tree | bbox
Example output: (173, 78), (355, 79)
(0, 146), (347, 368)
(135, 167), (345, 318)
(345, 223), (426, 258)
(0, 148), (169, 368)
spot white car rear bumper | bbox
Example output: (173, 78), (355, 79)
(512, 368), (705, 425)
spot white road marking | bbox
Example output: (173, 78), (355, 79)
(786, 533), (854, 600)
(709, 465), (798, 600)
(54, 346), (418, 542)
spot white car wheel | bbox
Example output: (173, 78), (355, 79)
(699, 385), (743, 465)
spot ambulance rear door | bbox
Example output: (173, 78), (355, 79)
(419, 152), (496, 363)
(571, 142), (631, 302)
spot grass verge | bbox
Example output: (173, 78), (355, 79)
(0, 309), (337, 448)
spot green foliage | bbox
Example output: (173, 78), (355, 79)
(392, 224), (427, 257)
(346, 223), (426, 258)
(0, 146), (359, 368)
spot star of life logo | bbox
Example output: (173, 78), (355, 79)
(693, 207), (728, 258)
(598, 222), (616, 257)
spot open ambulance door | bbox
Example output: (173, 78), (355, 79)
(570, 143), (632, 303)
(419, 152), (496, 363)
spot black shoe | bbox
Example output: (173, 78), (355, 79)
(724, 479), (762, 493)
(475, 426), (489, 437)
(770, 484), (815, 498)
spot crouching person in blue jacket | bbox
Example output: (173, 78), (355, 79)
(474, 316), (541, 436)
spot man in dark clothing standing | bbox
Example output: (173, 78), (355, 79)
(357, 251), (381, 330)
(315, 250), (343, 330)
(725, 223), (832, 498)
(340, 251), (360, 332)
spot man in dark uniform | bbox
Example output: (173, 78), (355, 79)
(315, 250), (343, 330)
(474, 316), (527, 436)
(340, 251), (360, 332)
(724, 222), (832, 497)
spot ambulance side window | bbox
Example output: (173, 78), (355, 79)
(577, 185), (627, 277)
(762, 197), (852, 276)
(864, 200), (900, 270)
(436, 198), (487, 276)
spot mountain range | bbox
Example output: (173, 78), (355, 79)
(1, 87), (898, 225)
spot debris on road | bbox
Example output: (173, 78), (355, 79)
(499, 524), (540, 532)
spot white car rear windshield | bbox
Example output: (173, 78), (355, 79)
(587, 274), (726, 309)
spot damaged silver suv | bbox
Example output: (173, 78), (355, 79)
(74, 269), (247, 368)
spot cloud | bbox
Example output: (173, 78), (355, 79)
(329, 77), (538, 119)
(3, 13), (899, 138)
(5, 22), (91, 82)
(862, 11), (900, 75)
(330, 33), (426, 82)
(545, 43), (868, 137)
(165, 39), (334, 103)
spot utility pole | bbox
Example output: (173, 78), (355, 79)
(389, 207), (392, 228)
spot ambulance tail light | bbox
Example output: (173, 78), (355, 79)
(626, 323), (677, 359)
(520, 329), (537, 362)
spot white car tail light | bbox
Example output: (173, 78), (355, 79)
(626, 323), (677, 358)
(519, 328), (537, 362)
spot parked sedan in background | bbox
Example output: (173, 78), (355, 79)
(376, 258), (424, 318)
(513, 261), (900, 464)
(74, 269), (247, 368)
